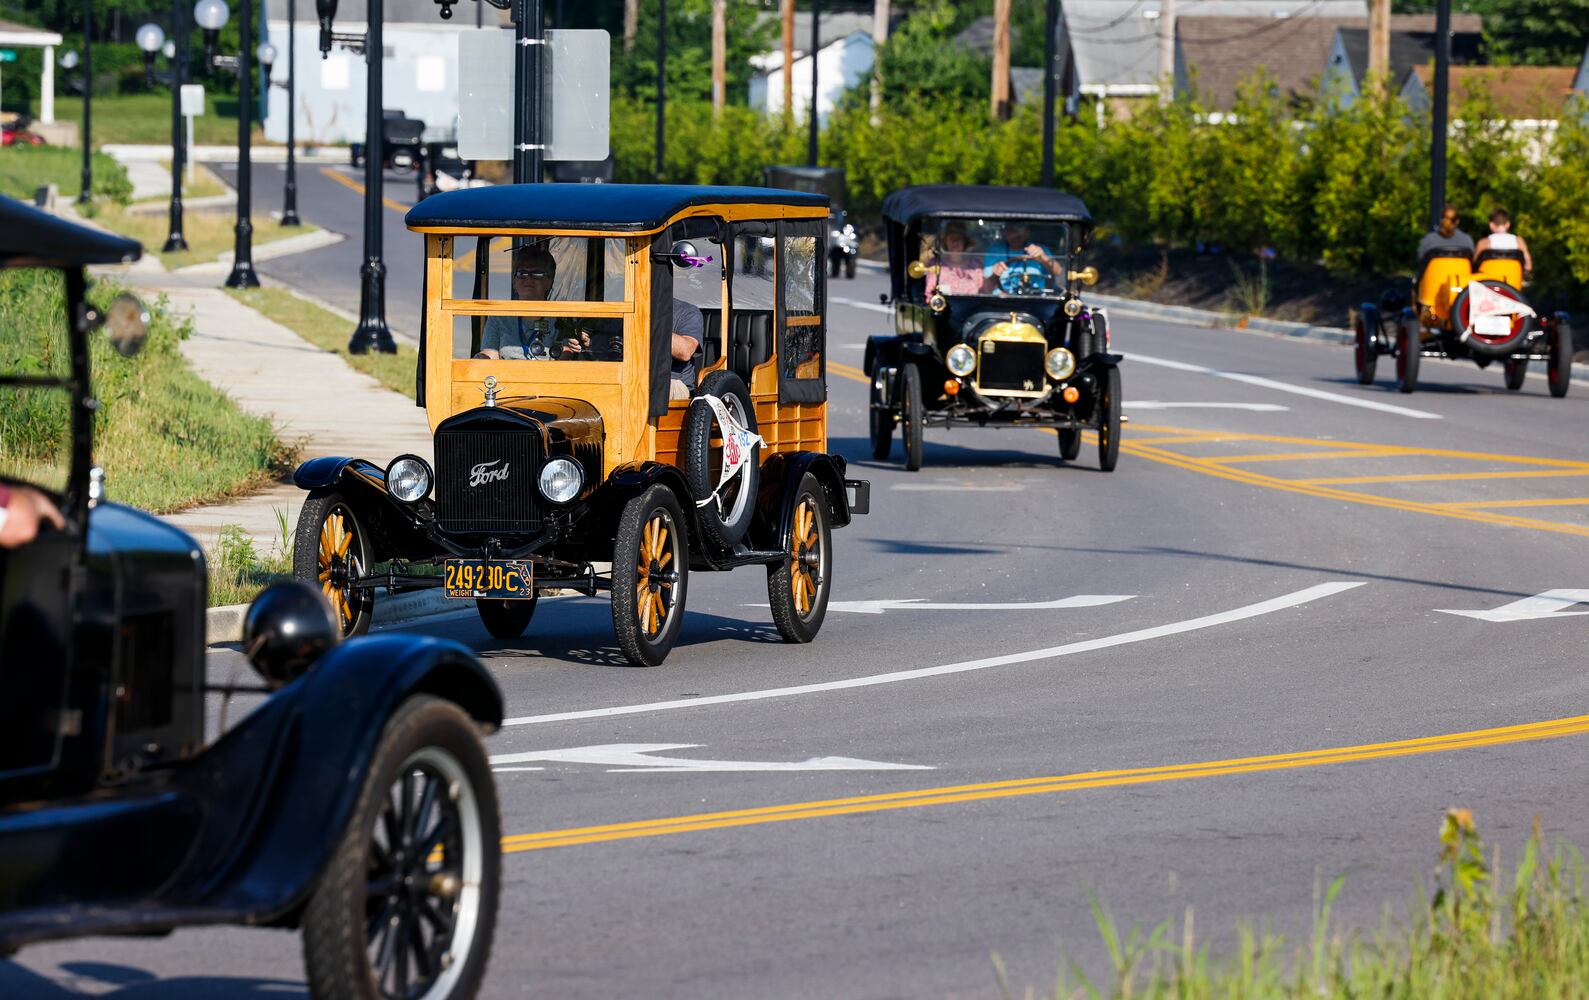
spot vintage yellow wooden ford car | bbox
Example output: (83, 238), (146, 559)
(289, 184), (869, 666)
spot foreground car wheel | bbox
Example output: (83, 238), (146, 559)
(900, 364), (924, 472)
(1354, 315), (1378, 385)
(302, 695), (500, 1000)
(1548, 319), (1572, 398)
(477, 594), (537, 640)
(612, 485), (689, 666)
(1057, 428), (1082, 462)
(295, 491), (374, 637)
(767, 474), (832, 643)
(1097, 366), (1121, 472)
(1395, 317), (1420, 393)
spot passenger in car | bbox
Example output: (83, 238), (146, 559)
(0, 482), (64, 548)
(671, 300), (704, 400)
(923, 223), (985, 297)
(1474, 208), (1532, 274)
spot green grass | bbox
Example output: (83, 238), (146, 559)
(227, 286), (419, 400)
(49, 92), (266, 146)
(95, 204), (311, 269)
(1001, 811), (1589, 999)
(0, 268), (293, 513)
(141, 161), (229, 201)
(0, 144), (132, 203)
(207, 517), (294, 607)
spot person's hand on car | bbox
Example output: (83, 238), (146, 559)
(560, 329), (593, 358)
(0, 484), (66, 548)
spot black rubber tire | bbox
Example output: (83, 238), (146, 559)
(767, 473), (833, 644)
(302, 695), (500, 1000)
(1548, 320), (1572, 398)
(294, 490), (374, 638)
(611, 485), (689, 667)
(1503, 357), (1527, 391)
(1354, 315), (1378, 385)
(844, 255), (856, 280)
(476, 593), (537, 640)
(829, 254), (840, 278)
(868, 399), (894, 461)
(682, 370), (760, 549)
(1097, 366), (1122, 472)
(1057, 428), (1082, 461)
(1396, 317), (1420, 394)
(900, 364), (924, 472)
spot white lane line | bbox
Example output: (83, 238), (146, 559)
(1127, 401), (1289, 412)
(831, 296), (893, 314)
(814, 594), (1136, 615)
(1119, 352), (1442, 420)
(890, 483), (1025, 492)
(501, 582), (1365, 727)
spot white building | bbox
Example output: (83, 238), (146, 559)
(748, 12), (876, 123)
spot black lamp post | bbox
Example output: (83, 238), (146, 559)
(162, 1), (190, 251)
(191, 0), (260, 286)
(806, 0), (819, 166)
(75, 0), (92, 204)
(282, 0), (301, 224)
(257, 39), (300, 226)
(136, 22), (166, 88)
(655, 0), (665, 180)
(350, 0), (395, 352)
(1040, 0), (1057, 187)
(1428, 0), (1451, 230)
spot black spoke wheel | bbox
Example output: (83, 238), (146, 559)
(1548, 318), (1573, 398)
(1057, 428), (1082, 462)
(767, 474), (832, 644)
(1354, 315), (1378, 385)
(900, 364), (924, 472)
(1503, 356), (1527, 391)
(476, 593), (537, 640)
(611, 485), (689, 667)
(1395, 317), (1420, 394)
(1097, 365), (1122, 472)
(302, 695), (500, 1000)
(295, 491), (374, 637)
(844, 255), (856, 279)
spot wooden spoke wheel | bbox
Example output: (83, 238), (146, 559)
(302, 696), (500, 1000)
(294, 491), (374, 637)
(767, 473), (833, 644)
(611, 485), (689, 667)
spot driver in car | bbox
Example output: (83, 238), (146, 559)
(983, 222), (1063, 295)
(0, 483), (64, 548)
(476, 246), (612, 360)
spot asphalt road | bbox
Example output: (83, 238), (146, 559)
(9, 180), (1589, 998)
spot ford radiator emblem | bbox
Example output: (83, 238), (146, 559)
(469, 459), (510, 487)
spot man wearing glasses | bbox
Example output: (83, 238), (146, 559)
(475, 246), (612, 360)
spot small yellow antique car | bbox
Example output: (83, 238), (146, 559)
(290, 184), (869, 666)
(1356, 242), (1572, 396)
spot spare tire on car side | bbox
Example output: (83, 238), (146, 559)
(682, 370), (762, 549)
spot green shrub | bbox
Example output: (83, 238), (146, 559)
(0, 144), (132, 204)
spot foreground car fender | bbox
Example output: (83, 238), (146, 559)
(755, 452), (854, 544)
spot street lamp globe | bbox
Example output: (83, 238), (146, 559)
(193, 0), (230, 32)
(135, 23), (167, 54)
(257, 41), (278, 69)
(59, 49), (79, 70)
(163, 40), (177, 60)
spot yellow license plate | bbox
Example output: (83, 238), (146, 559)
(443, 560), (535, 600)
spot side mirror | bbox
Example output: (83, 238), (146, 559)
(654, 240), (713, 269)
(906, 260), (939, 280)
(243, 581), (341, 688)
(104, 293), (149, 357)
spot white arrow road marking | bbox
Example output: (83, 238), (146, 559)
(1126, 401), (1289, 412)
(503, 582), (1365, 727)
(806, 594), (1137, 615)
(1435, 589), (1589, 623)
(489, 744), (931, 773)
(1120, 352), (1442, 420)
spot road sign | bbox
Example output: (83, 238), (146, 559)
(457, 28), (609, 163)
(0, 50), (16, 64)
(180, 84), (205, 117)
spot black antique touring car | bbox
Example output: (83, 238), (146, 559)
(0, 197), (503, 999)
(864, 185), (1121, 471)
(291, 184), (868, 667)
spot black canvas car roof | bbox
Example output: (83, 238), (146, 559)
(406, 183), (828, 234)
(0, 195), (143, 268)
(882, 185), (1092, 226)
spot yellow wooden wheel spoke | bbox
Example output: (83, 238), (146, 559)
(657, 549), (672, 569)
(337, 590), (351, 627)
(654, 520), (668, 554)
(645, 593), (659, 635)
(318, 569), (332, 584)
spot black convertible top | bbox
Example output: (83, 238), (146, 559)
(0, 195), (143, 269)
(882, 185), (1092, 226)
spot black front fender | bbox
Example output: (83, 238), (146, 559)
(293, 457), (434, 560)
(752, 452), (852, 550)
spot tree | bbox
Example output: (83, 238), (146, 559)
(1392, 0), (1589, 65)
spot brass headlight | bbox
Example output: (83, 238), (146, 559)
(946, 344), (976, 377)
(1045, 347), (1077, 380)
(929, 292), (948, 313)
(1063, 298), (1083, 318)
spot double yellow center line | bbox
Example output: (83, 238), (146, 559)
(499, 714), (1589, 854)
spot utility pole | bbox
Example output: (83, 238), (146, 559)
(807, 0), (819, 165)
(655, 0), (666, 178)
(711, 0), (724, 115)
(623, 0), (636, 52)
(1429, 0), (1450, 230)
(1041, 0), (1057, 186)
(1368, 0), (1389, 92)
(1157, 0), (1175, 106)
(991, 0), (1011, 119)
(780, 0), (793, 121)
(870, 0), (888, 116)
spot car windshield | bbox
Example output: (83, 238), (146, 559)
(0, 272), (73, 495)
(920, 217), (1074, 298)
(450, 235), (628, 362)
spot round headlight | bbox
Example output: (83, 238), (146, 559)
(1045, 347), (1077, 381)
(539, 457), (584, 504)
(946, 343), (976, 377)
(386, 455), (432, 503)
(1064, 298), (1083, 318)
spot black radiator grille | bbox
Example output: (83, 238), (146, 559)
(977, 340), (1047, 394)
(436, 429), (543, 533)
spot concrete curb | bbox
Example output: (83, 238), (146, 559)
(103, 143), (352, 164)
(1086, 292), (1356, 347)
(126, 192), (236, 215)
(206, 588), (460, 645)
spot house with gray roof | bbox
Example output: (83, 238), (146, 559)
(1319, 14), (1483, 106)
